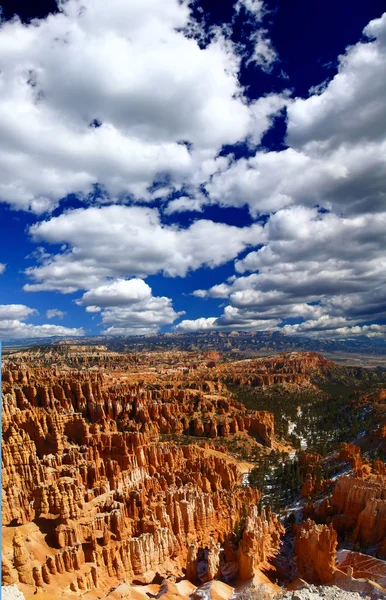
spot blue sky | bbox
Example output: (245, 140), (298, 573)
(0, 0), (385, 340)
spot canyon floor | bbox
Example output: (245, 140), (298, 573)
(1, 344), (386, 599)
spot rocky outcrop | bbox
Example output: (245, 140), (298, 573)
(331, 475), (386, 541)
(12, 532), (34, 586)
(2, 559), (16, 586)
(238, 505), (284, 580)
(219, 352), (341, 389)
(353, 497), (386, 548)
(303, 471), (386, 562)
(1, 368), (275, 447)
(295, 520), (337, 584)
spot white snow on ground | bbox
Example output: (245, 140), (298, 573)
(286, 410), (308, 450)
(288, 420), (296, 435)
(331, 466), (352, 481)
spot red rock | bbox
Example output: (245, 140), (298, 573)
(295, 520), (337, 584)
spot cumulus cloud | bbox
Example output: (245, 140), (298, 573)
(248, 93), (289, 145)
(164, 196), (206, 215)
(283, 322), (386, 339)
(76, 278), (151, 308)
(235, 207), (386, 279)
(0, 304), (83, 339)
(176, 301), (386, 338)
(0, 263), (6, 274)
(24, 205), (264, 292)
(184, 204), (386, 337)
(85, 306), (102, 313)
(207, 141), (386, 216)
(101, 295), (182, 336)
(0, 321), (84, 340)
(197, 207), (386, 300)
(46, 308), (66, 319)
(287, 14), (386, 150)
(0, 0), (284, 213)
(2, 5), (385, 341)
(176, 309), (279, 332)
(76, 278), (182, 336)
(0, 304), (37, 320)
(207, 13), (386, 216)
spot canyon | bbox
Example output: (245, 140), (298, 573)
(1, 345), (385, 599)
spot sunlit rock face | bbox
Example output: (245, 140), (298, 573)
(3, 346), (385, 599)
(1, 350), (284, 598)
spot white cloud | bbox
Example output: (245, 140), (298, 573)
(101, 295), (182, 336)
(46, 308), (66, 319)
(192, 283), (232, 299)
(248, 29), (278, 72)
(176, 311), (279, 332)
(248, 93), (289, 145)
(235, 207), (386, 277)
(76, 277), (182, 336)
(1, 6), (385, 341)
(287, 14), (386, 150)
(86, 306), (102, 313)
(283, 321), (386, 339)
(0, 321), (84, 340)
(233, 0), (278, 74)
(0, 304), (37, 320)
(207, 13), (386, 217)
(0, 304), (83, 339)
(0, 263), (6, 274)
(185, 205), (386, 336)
(164, 196), (206, 215)
(207, 140), (386, 216)
(234, 0), (265, 20)
(77, 278), (151, 307)
(0, 0), (283, 213)
(24, 205), (265, 292)
(194, 207), (386, 302)
(176, 317), (218, 332)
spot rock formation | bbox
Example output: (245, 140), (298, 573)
(302, 470), (386, 558)
(1, 349), (284, 598)
(238, 505), (284, 581)
(331, 475), (386, 546)
(295, 520), (337, 584)
(4, 345), (384, 599)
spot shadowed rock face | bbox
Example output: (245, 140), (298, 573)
(304, 470), (386, 559)
(1, 353), (284, 597)
(330, 475), (386, 550)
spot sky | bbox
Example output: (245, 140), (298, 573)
(0, 0), (385, 340)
